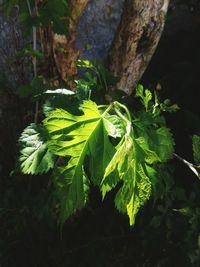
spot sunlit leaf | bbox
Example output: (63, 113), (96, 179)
(18, 123), (55, 175)
(44, 100), (115, 223)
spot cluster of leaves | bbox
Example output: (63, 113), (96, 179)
(0, 0), (71, 99)
(17, 83), (178, 226)
(1, 0), (69, 35)
(76, 59), (120, 102)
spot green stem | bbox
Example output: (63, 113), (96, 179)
(26, 0), (32, 15)
(114, 107), (129, 124)
(113, 106), (132, 135)
(113, 101), (132, 122)
(26, 0), (39, 123)
(93, 67), (105, 91)
(101, 103), (113, 117)
(98, 105), (108, 109)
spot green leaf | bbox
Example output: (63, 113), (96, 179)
(104, 114), (126, 138)
(135, 137), (160, 164)
(43, 95), (80, 116)
(101, 124), (152, 226)
(153, 127), (174, 162)
(75, 80), (91, 101)
(77, 59), (94, 69)
(53, 160), (90, 224)
(17, 48), (44, 59)
(101, 101), (174, 225)
(38, 0), (69, 34)
(18, 123), (55, 175)
(192, 135), (200, 165)
(43, 101), (115, 223)
(101, 136), (133, 198)
(149, 164), (174, 202)
(160, 99), (180, 113)
(17, 76), (48, 98)
(133, 114), (174, 162)
(116, 138), (152, 226)
(136, 84), (152, 111)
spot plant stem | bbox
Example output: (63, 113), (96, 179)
(117, 102), (132, 122)
(113, 102), (132, 135)
(101, 103), (113, 117)
(26, 0), (39, 123)
(173, 153), (200, 180)
(113, 101), (132, 122)
(98, 105), (108, 109)
(26, 0), (32, 15)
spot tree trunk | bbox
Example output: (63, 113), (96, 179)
(52, 0), (90, 88)
(108, 0), (170, 95)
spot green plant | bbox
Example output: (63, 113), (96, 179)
(2, 0), (200, 234)
(2, 1), (200, 266)
(17, 81), (179, 226)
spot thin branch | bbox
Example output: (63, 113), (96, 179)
(26, 0), (39, 123)
(26, 0), (32, 16)
(173, 153), (200, 180)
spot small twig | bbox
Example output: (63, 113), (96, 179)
(26, 0), (39, 123)
(26, 0), (32, 15)
(34, 99), (39, 123)
(32, 26), (37, 76)
(173, 153), (200, 180)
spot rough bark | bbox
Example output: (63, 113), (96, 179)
(76, 0), (125, 62)
(52, 0), (90, 88)
(0, 16), (29, 89)
(108, 0), (170, 95)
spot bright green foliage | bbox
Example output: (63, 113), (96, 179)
(18, 123), (55, 175)
(192, 135), (200, 165)
(75, 79), (93, 101)
(77, 59), (120, 100)
(43, 101), (115, 223)
(101, 129), (152, 225)
(101, 95), (174, 225)
(134, 86), (174, 163)
(104, 114), (126, 138)
(17, 84), (176, 226)
(136, 84), (152, 111)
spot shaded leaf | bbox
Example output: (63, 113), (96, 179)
(192, 135), (200, 165)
